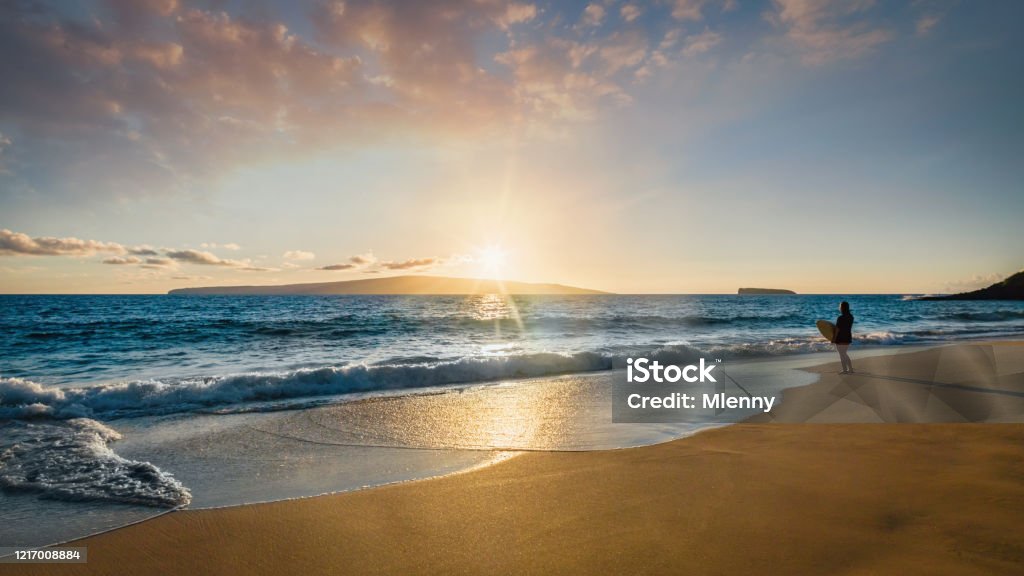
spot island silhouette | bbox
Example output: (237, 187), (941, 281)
(167, 275), (609, 295)
(923, 270), (1024, 301)
(738, 288), (796, 295)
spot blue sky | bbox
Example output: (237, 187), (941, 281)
(1, 0), (1022, 293)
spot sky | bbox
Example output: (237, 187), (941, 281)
(0, 0), (1022, 294)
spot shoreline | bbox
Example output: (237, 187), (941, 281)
(144, 339), (1024, 512)
(4, 346), (880, 523)
(3, 342), (1024, 574)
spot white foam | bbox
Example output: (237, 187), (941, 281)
(1, 352), (625, 419)
(0, 418), (191, 508)
(0, 337), (975, 421)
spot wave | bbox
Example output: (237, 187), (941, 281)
(902, 294), (933, 300)
(0, 352), (610, 420)
(939, 310), (1024, 322)
(4, 321), (1019, 422)
(0, 347), (711, 421)
(0, 418), (191, 508)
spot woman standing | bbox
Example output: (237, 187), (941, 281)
(834, 301), (855, 374)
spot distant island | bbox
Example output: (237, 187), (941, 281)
(168, 275), (609, 295)
(738, 288), (796, 295)
(921, 270), (1024, 301)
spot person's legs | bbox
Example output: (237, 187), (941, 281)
(837, 344), (853, 373)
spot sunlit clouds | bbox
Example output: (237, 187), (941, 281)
(0, 0), (916, 202)
(283, 250), (316, 261)
(0, 229), (125, 257)
(317, 254), (471, 274)
(768, 0), (895, 65)
(2, 228), (282, 275)
(0, 1), (1021, 294)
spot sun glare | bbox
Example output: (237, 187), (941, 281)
(477, 245), (507, 278)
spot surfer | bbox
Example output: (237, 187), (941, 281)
(833, 301), (854, 374)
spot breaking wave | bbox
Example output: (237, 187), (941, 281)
(1, 352), (619, 420)
(0, 331), (963, 422)
(0, 418), (191, 508)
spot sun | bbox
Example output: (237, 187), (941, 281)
(477, 245), (507, 278)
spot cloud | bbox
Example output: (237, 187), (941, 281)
(0, 228), (448, 281)
(915, 13), (942, 36)
(106, 0), (181, 31)
(1, 1), (687, 201)
(670, 0), (733, 21)
(0, 2), (363, 200)
(349, 253), (377, 266)
(0, 227), (280, 275)
(283, 250), (316, 261)
(496, 3), (538, 29)
(769, 0), (893, 65)
(581, 4), (606, 27)
(620, 4), (642, 23)
(128, 246), (160, 256)
(0, 131), (10, 173)
(682, 29), (722, 57)
(312, 253), (443, 272)
(0, 229), (125, 257)
(635, 28), (682, 79)
(103, 256), (141, 265)
(599, 32), (649, 74)
(202, 242), (241, 251)
(164, 249), (240, 266)
(144, 257), (174, 267)
(495, 37), (635, 121)
(379, 257), (439, 270)
(911, 0), (951, 37)
(316, 252), (381, 270)
(310, 0), (542, 133)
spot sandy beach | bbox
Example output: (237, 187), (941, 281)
(5, 343), (1024, 575)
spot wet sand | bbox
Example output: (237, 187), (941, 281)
(5, 343), (1024, 575)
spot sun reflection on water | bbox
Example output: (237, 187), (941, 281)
(263, 375), (634, 451)
(471, 293), (512, 321)
(467, 292), (525, 339)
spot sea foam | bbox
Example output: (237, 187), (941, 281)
(0, 418), (191, 508)
(1, 347), (715, 420)
(0, 335), (950, 421)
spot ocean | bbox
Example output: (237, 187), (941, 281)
(2, 293), (1023, 546)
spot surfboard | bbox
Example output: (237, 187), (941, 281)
(816, 319), (836, 342)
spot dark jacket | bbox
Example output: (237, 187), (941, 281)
(835, 312), (854, 344)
